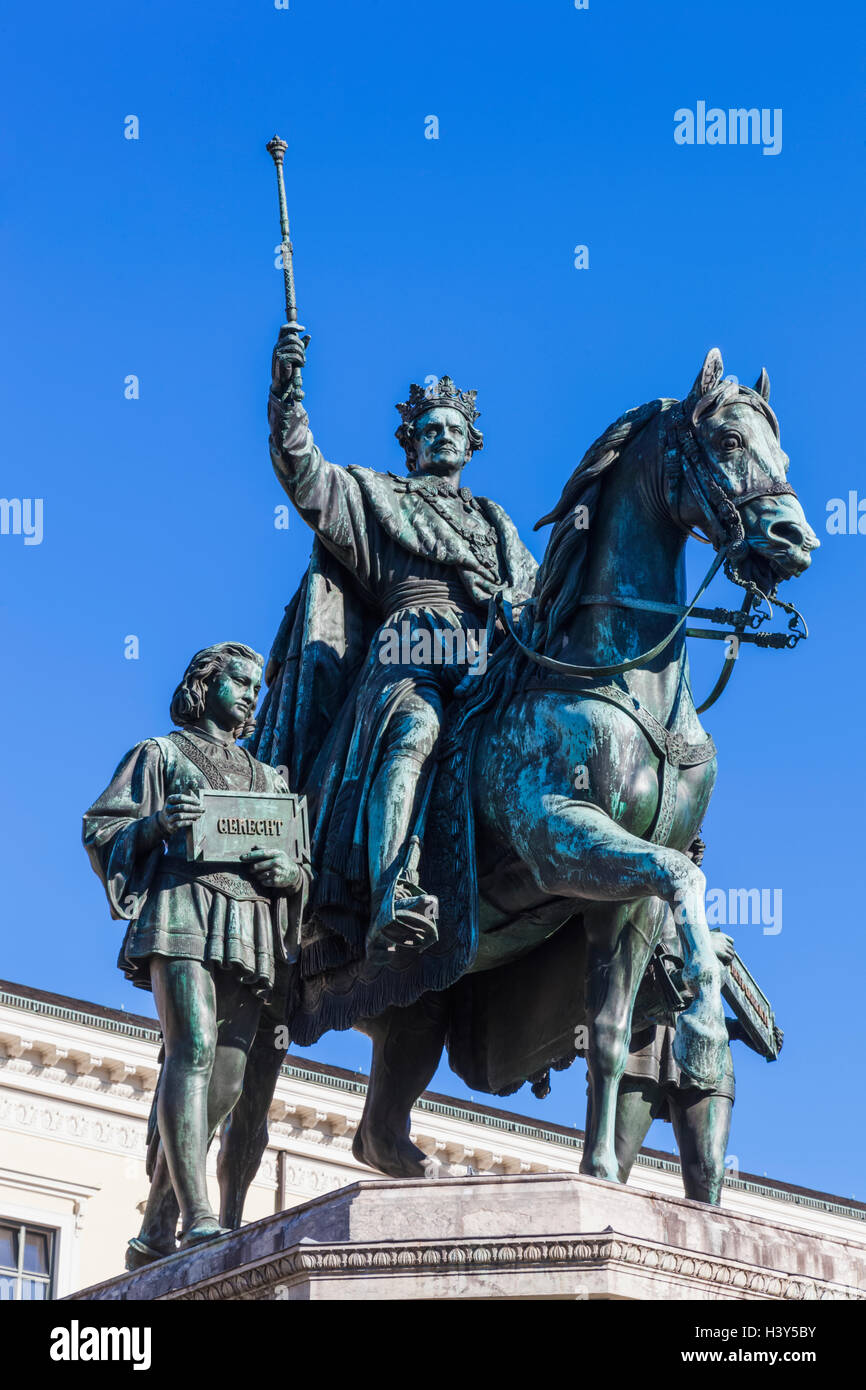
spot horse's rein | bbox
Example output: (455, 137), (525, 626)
(494, 398), (807, 708)
(494, 547), (726, 682)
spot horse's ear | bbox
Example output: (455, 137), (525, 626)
(754, 367), (771, 401)
(689, 348), (724, 401)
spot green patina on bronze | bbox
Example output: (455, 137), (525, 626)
(240, 315), (815, 1203)
(228, 148), (816, 1218)
(80, 144), (819, 1271)
(83, 642), (309, 1266)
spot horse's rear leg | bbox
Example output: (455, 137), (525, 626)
(517, 800), (727, 1175)
(353, 992), (449, 1179)
(581, 899), (661, 1180)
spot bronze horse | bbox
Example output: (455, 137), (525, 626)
(349, 348), (817, 1187)
(219, 348), (817, 1220)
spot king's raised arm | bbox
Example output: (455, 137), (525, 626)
(267, 326), (373, 587)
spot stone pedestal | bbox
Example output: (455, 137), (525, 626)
(70, 1173), (866, 1301)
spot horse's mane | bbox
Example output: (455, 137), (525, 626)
(531, 397), (673, 651)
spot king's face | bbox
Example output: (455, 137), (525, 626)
(413, 407), (470, 476)
(204, 658), (263, 734)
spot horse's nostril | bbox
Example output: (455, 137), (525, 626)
(769, 520), (808, 550)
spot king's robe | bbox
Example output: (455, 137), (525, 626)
(252, 398), (538, 1037)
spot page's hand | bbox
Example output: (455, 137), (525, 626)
(241, 846), (301, 890)
(157, 793), (204, 836)
(710, 931), (735, 965)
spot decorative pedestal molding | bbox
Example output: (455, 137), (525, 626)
(70, 1173), (866, 1302)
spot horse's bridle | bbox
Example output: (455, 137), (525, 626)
(494, 396), (808, 710)
(661, 397), (798, 596)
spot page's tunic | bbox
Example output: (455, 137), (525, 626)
(83, 730), (303, 1003)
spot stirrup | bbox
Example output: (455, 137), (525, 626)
(367, 890), (439, 961)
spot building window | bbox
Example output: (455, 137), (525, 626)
(0, 1221), (55, 1300)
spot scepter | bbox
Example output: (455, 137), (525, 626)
(266, 134), (305, 401)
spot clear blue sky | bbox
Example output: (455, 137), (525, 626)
(1, 0), (863, 1199)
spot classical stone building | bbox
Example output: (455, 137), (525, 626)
(1, 978), (864, 1300)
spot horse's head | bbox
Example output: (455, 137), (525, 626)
(674, 349), (818, 596)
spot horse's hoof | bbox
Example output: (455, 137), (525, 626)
(579, 1159), (620, 1183)
(673, 1011), (729, 1089)
(352, 1124), (439, 1180)
(125, 1236), (176, 1270)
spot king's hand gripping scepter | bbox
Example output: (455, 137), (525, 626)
(266, 134), (305, 401)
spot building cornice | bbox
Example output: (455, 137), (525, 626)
(166, 1230), (864, 1303)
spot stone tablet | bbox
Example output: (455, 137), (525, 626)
(185, 789), (309, 866)
(722, 952), (781, 1061)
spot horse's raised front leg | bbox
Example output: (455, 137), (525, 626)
(516, 797), (728, 1179)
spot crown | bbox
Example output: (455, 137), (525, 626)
(395, 376), (480, 428)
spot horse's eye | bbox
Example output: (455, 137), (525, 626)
(719, 432), (742, 451)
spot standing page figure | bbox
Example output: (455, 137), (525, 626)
(83, 642), (308, 1265)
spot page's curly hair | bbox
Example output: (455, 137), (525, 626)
(169, 642), (263, 740)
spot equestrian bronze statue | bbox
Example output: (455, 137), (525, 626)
(209, 145), (817, 1218)
(75, 142), (819, 1281)
(242, 329), (816, 1196)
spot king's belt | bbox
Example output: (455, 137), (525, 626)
(159, 856), (271, 904)
(380, 577), (474, 620)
